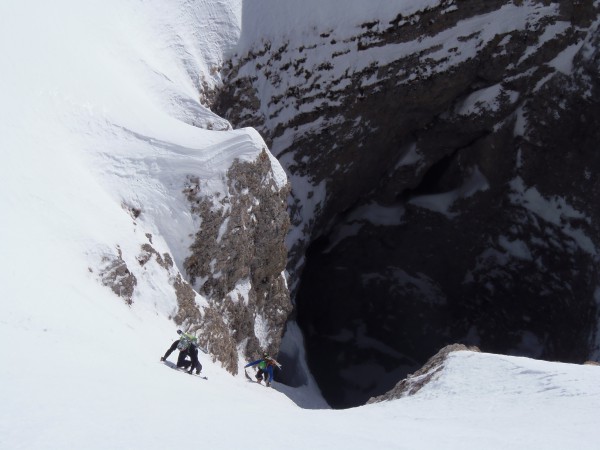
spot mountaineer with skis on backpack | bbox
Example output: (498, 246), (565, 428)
(244, 353), (282, 387)
(160, 329), (202, 375)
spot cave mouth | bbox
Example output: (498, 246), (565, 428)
(292, 216), (597, 409)
(294, 234), (456, 409)
(288, 145), (598, 409)
(269, 155), (599, 412)
(291, 153), (474, 409)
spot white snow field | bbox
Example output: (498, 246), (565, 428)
(1, 0), (600, 449)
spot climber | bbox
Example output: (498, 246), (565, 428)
(244, 352), (282, 387)
(161, 329), (202, 375)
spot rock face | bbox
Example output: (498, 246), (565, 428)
(98, 246), (137, 305)
(367, 344), (480, 403)
(182, 150), (292, 372)
(212, 0), (600, 407)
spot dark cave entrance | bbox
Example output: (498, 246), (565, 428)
(291, 220), (598, 409)
(290, 153), (474, 409)
(289, 187), (598, 409)
(293, 231), (458, 409)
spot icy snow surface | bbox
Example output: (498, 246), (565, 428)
(1, 0), (600, 449)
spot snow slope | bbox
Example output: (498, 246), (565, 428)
(1, 0), (600, 448)
(2, 309), (600, 450)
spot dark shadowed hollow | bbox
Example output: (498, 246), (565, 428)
(293, 210), (598, 409)
(294, 233), (452, 409)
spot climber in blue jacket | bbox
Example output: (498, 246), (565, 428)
(244, 353), (282, 387)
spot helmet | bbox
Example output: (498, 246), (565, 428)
(177, 330), (183, 335)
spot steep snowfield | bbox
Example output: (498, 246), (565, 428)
(2, 307), (600, 450)
(1, 0), (600, 448)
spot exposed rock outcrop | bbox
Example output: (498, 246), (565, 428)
(367, 344), (480, 403)
(183, 150), (292, 371)
(98, 247), (137, 305)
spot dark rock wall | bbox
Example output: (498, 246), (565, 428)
(213, 0), (600, 406)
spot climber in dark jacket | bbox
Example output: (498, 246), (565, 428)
(161, 330), (202, 375)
